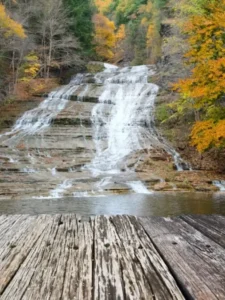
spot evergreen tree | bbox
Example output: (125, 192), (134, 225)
(64, 0), (94, 55)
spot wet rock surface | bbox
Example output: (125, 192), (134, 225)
(0, 64), (224, 200)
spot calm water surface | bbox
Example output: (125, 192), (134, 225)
(0, 192), (225, 216)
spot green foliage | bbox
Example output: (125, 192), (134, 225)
(155, 104), (171, 123)
(153, 0), (168, 9)
(206, 105), (225, 122)
(169, 0), (216, 17)
(64, 0), (94, 54)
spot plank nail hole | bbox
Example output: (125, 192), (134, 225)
(133, 257), (139, 263)
(138, 244), (143, 250)
(46, 241), (51, 247)
(10, 244), (16, 249)
(73, 245), (79, 250)
(58, 220), (63, 226)
(206, 244), (211, 248)
(104, 243), (110, 248)
(172, 241), (178, 245)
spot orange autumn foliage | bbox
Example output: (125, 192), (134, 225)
(173, 0), (225, 151)
(95, 0), (112, 13)
(191, 120), (225, 152)
(174, 0), (225, 106)
(93, 13), (116, 61)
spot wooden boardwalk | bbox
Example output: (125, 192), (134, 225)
(0, 215), (225, 299)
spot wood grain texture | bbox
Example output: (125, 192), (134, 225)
(181, 215), (225, 248)
(110, 215), (185, 300)
(0, 214), (225, 300)
(140, 216), (225, 300)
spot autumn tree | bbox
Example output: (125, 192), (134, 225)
(95, 0), (112, 13)
(174, 0), (225, 152)
(25, 0), (81, 78)
(0, 2), (27, 97)
(93, 13), (116, 61)
(0, 3), (25, 39)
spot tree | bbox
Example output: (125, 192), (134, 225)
(63, 0), (94, 53)
(173, 0), (225, 152)
(114, 24), (126, 62)
(0, 3), (25, 38)
(0, 2), (27, 96)
(27, 0), (81, 78)
(95, 0), (112, 13)
(93, 13), (116, 61)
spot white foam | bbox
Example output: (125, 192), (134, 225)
(213, 180), (225, 191)
(127, 181), (153, 194)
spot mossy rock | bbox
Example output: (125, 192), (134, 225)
(87, 62), (104, 74)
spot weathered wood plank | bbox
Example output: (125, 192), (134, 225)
(93, 215), (184, 300)
(0, 215), (49, 295)
(0, 215), (59, 299)
(0, 215), (35, 253)
(1, 214), (225, 300)
(61, 215), (93, 300)
(0, 215), (26, 243)
(140, 216), (225, 300)
(1, 215), (93, 300)
(92, 215), (128, 300)
(184, 215), (225, 232)
(111, 215), (185, 300)
(181, 215), (225, 248)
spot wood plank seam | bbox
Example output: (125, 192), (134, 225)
(138, 218), (192, 300)
(180, 216), (225, 249)
(91, 216), (95, 300)
(109, 217), (156, 299)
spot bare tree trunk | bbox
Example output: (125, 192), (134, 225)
(47, 25), (53, 79)
(195, 110), (200, 122)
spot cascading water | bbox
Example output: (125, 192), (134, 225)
(86, 64), (189, 193)
(0, 84), (79, 146)
(88, 64), (186, 173)
(213, 180), (225, 191)
(0, 63), (190, 199)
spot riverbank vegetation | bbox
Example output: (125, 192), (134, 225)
(0, 0), (225, 158)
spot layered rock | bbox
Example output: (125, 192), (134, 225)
(0, 64), (223, 200)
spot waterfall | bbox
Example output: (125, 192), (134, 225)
(0, 63), (190, 199)
(88, 64), (186, 174)
(213, 180), (225, 191)
(0, 84), (79, 146)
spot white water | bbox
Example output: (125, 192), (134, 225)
(51, 167), (57, 176)
(213, 180), (225, 191)
(35, 180), (73, 199)
(0, 84), (79, 146)
(127, 181), (153, 194)
(89, 64), (186, 173)
(0, 64), (189, 198)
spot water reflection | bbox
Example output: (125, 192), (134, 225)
(1, 192), (225, 216)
